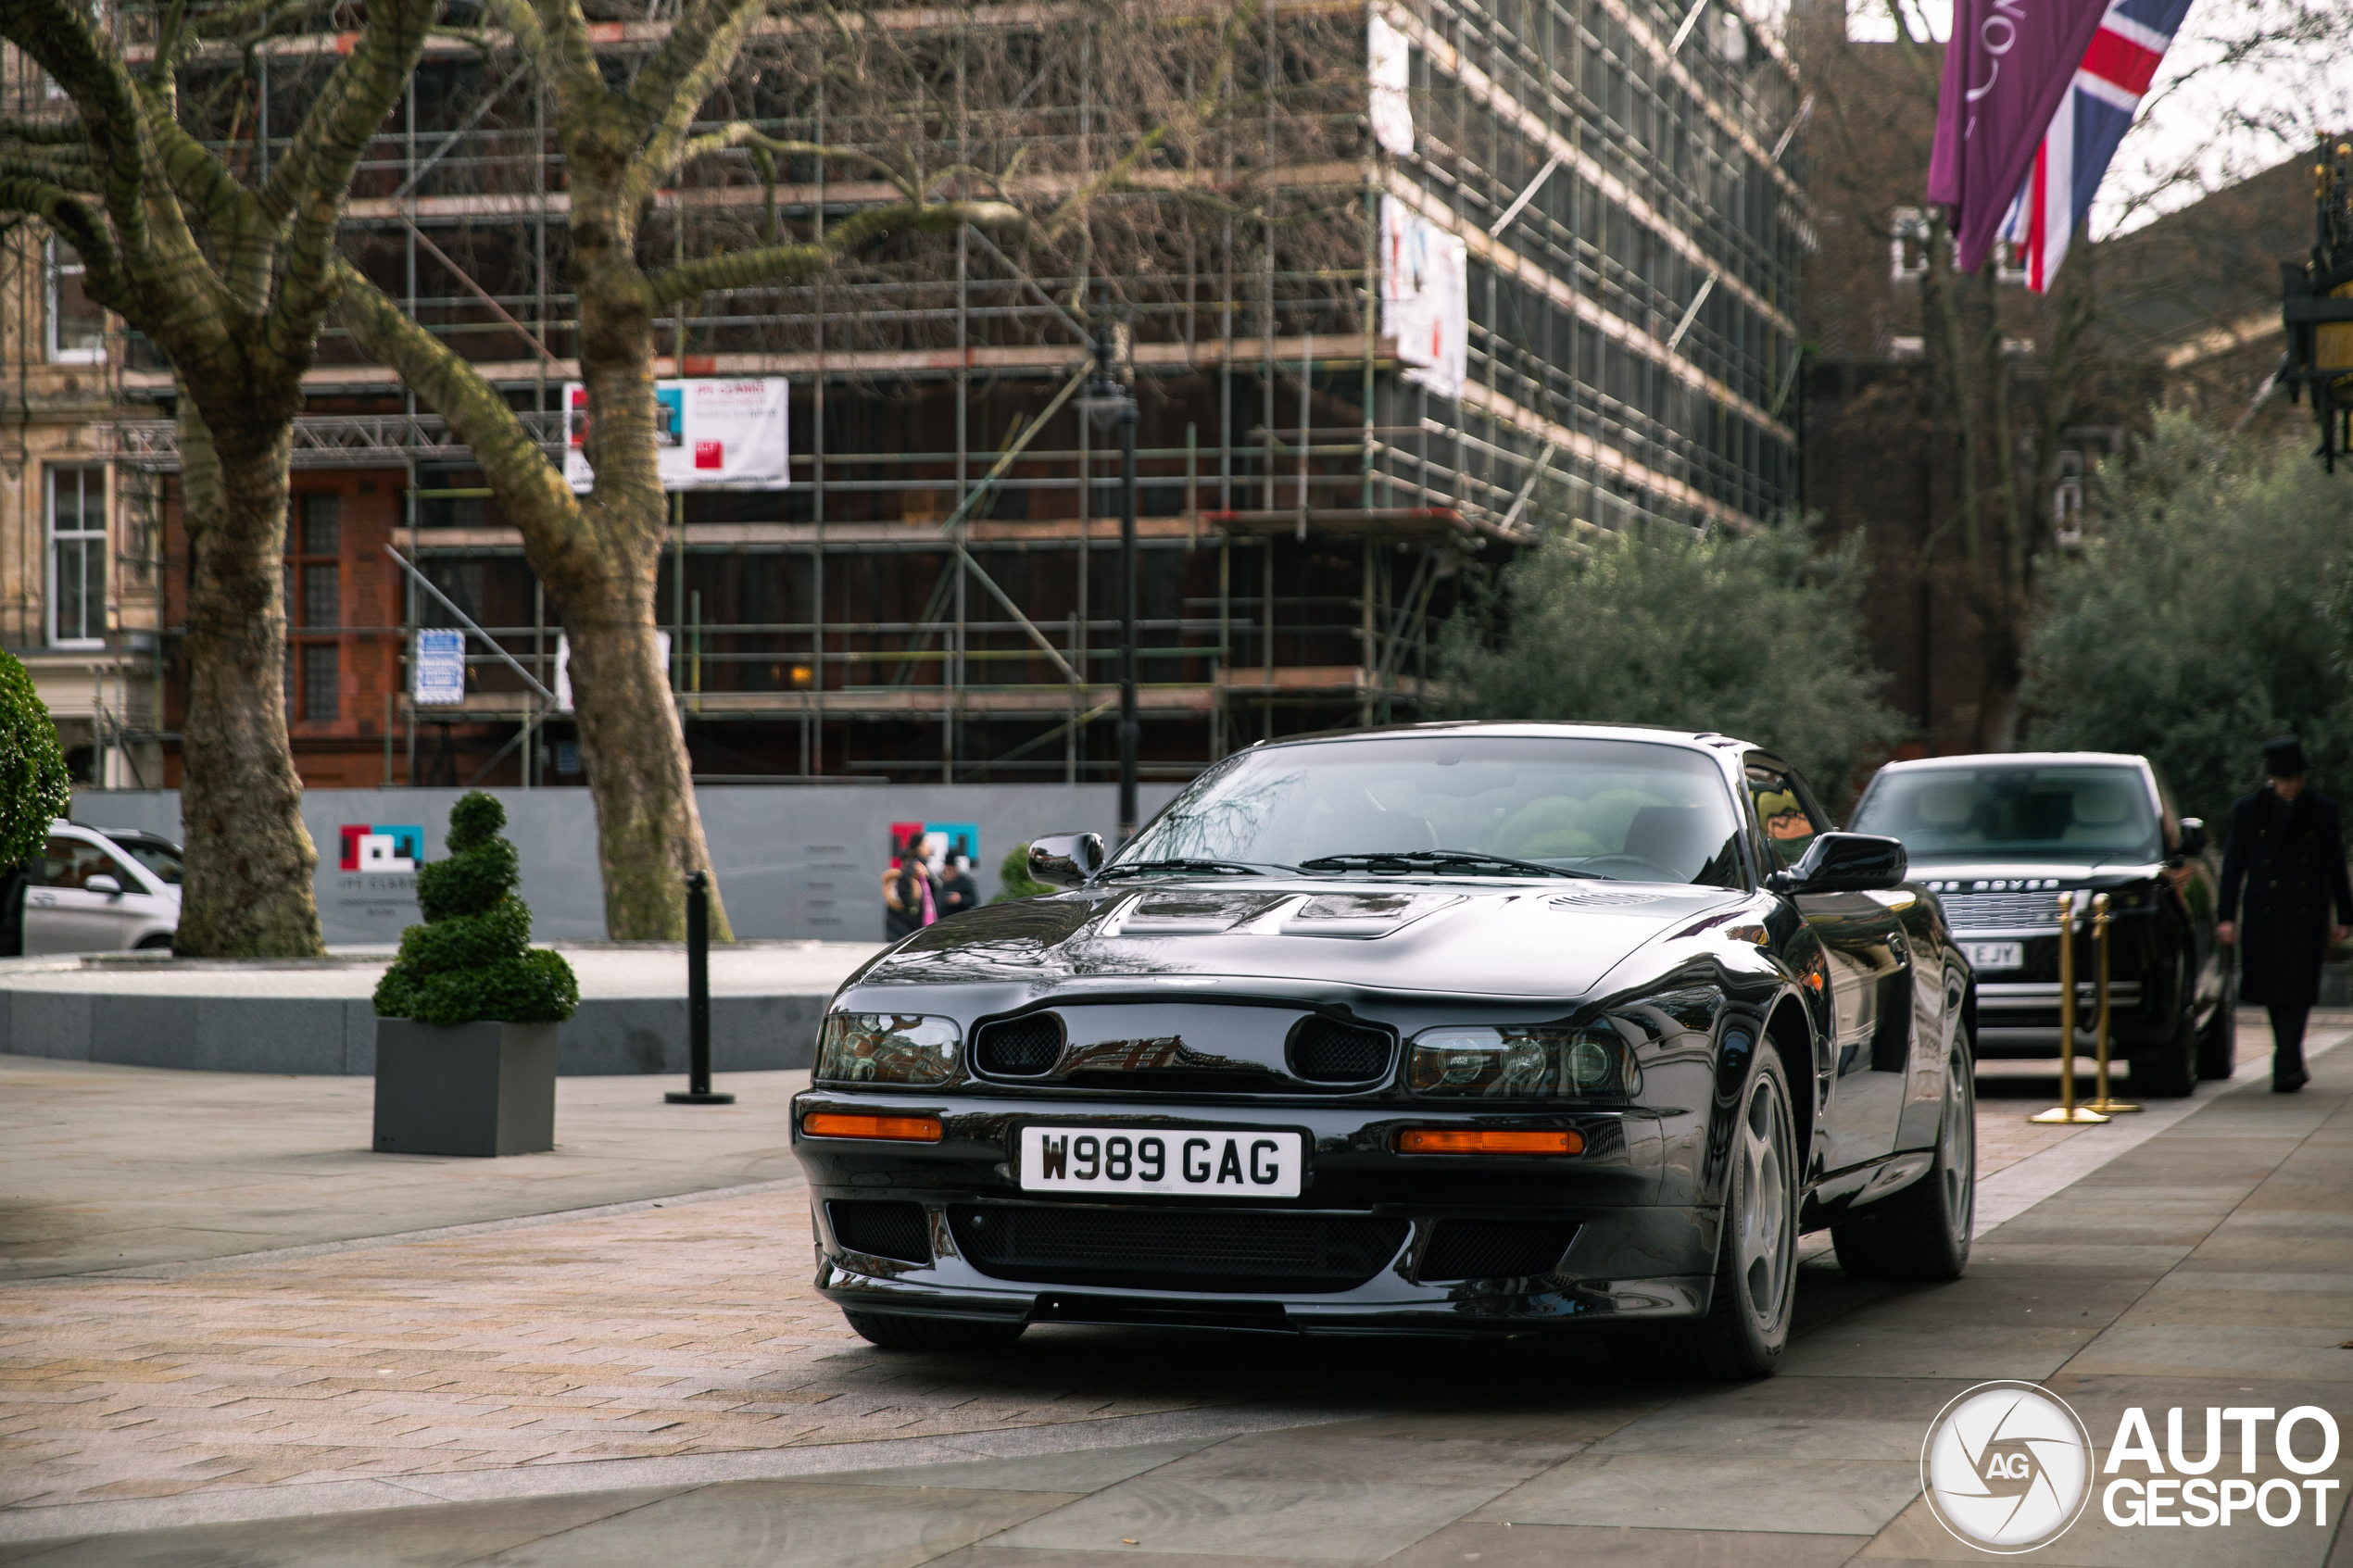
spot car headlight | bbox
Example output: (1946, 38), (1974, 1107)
(815, 1012), (961, 1085)
(1407, 1024), (1637, 1099)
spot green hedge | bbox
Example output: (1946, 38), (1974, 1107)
(373, 791), (577, 1026)
(0, 651), (70, 870)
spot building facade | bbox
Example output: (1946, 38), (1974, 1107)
(8, 0), (1807, 789)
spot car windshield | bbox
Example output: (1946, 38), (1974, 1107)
(1850, 764), (2160, 860)
(1116, 734), (1745, 885)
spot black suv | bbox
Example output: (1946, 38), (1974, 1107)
(1847, 752), (2231, 1095)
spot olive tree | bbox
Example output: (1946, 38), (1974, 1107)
(0, 0), (437, 954)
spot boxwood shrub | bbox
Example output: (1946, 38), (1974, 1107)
(373, 792), (578, 1027)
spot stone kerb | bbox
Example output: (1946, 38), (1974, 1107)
(0, 942), (869, 1075)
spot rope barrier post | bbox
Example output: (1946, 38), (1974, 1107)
(2032, 891), (2108, 1124)
(666, 871), (735, 1105)
(2085, 892), (2141, 1114)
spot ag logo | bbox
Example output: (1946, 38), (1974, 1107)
(1922, 1381), (2094, 1553)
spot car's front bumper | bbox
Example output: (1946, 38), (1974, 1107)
(792, 1086), (1718, 1336)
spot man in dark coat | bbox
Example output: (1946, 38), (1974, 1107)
(2218, 735), (2353, 1092)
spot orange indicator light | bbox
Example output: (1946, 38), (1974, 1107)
(1397, 1127), (1584, 1155)
(802, 1111), (944, 1143)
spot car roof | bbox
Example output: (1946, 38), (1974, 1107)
(1246, 720), (1760, 757)
(1874, 752), (2148, 772)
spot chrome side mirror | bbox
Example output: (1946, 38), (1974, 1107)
(1027, 833), (1104, 888)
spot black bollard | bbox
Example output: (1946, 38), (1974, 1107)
(666, 870), (735, 1105)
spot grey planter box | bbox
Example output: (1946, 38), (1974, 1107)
(372, 1019), (558, 1157)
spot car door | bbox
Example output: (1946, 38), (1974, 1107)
(24, 833), (150, 953)
(1746, 754), (1913, 1172)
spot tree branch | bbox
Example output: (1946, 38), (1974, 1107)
(0, 0), (159, 267)
(645, 198), (1025, 306)
(622, 0), (771, 210)
(623, 0), (764, 137)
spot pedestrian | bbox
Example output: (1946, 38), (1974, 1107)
(882, 831), (937, 941)
(936, 853), (981, 920)
(2217, 734), (2353, 1093)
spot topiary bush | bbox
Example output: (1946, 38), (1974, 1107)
(0, 650), (71, 871)
(991, 841), (1056, 902)
(373, 791), (578, 1027)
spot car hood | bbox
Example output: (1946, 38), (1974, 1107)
(845, 879), (1750, 1000)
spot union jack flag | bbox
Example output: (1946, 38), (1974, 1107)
(1998, 0), (2194, 293)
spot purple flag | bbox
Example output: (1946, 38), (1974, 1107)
(1930, 0), (2114, 272)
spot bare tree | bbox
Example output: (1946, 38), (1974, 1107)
(331, 0), (1353, 939)
(0, 0), (436, 955)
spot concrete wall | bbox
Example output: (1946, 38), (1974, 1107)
(71, 783), (1181, 946)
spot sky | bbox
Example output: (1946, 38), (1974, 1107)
(1831, 0), (2353, 238)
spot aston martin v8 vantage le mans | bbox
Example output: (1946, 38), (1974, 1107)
(790, 724), (1978, 1378)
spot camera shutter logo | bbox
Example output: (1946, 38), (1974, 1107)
(1921, 1381), (2095, 1553)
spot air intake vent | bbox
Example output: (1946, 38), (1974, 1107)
(1290, 1017), (1392, 1083)
(828, 1200), (931, 1264)
(950, 1205), (1407, 1294)
(975, 1014), (1063, 1075)
(1418, 1219), (1578, 1282)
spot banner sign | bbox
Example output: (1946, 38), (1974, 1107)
(412, 628), (466, 705)
(1379, 197), (1468, 399)
(564, 378), (789, 492)
(1927, 0), (2113, 273)
(1368, 14), (1415, 157)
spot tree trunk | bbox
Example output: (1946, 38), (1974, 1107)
(172, 403), (326, 957)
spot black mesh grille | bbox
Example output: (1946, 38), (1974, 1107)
(976, 1015), (1063, 1075)
(1290, 1017), (1392, 1083)
(1418, 1220), (1578, 1282)
(950, 1205), (1408, 1293)
(828, 1200), (931, 1264)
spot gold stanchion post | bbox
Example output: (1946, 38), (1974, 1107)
(2085, 892), (2141, 1114)
(2032, 891), (2109, 1124)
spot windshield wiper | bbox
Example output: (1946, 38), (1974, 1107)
(1097, 857), (1290, 880)
(1296, 849), (1596, 879)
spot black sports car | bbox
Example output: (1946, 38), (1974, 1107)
(790, 724), (1978, 1378)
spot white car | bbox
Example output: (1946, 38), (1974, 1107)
(23, 821), (181, 953)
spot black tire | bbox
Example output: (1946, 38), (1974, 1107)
(2131, 988), (2198, 1098)
(1662, 1046), (1800, 1380)
(1832, 1026), (1975, 1282)
(2195, 964), (2238, 1081)
(843, 1310), (1026, 1351)
(135, 933), (175, 951)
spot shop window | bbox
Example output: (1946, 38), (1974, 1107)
(47, 466), (106, 646)
(45, 237), (105, 363)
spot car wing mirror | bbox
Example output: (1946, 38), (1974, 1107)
(1027, 833), (1105, 889)
(1766, 832), (1906, 895)
(2173, 817), (2208, 859)
(85, 874), (123, 897)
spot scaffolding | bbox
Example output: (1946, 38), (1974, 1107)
(74, 0), (1809, 786)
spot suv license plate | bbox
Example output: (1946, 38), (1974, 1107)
(1966, 941), (2024, 971)
(1019, 1127), (1303, 1198)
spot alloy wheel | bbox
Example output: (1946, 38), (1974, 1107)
(1737, 1073), (1795, 1336)
(1941, 1037), (1976, 1244)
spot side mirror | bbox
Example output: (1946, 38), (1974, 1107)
(1766, 832), (1907, 896)
(85, 874), (122, 897)
(2174, 818), (2208, 859)
(1027, 833), (1105, 889)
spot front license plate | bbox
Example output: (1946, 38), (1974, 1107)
(1966, 941), (2024, 971)
(1019, 1126), (1304, 1198)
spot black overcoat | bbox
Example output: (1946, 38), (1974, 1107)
(2218, 788), (2353, 1009)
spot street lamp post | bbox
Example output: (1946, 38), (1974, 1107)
(1080, 321), (1140, 841)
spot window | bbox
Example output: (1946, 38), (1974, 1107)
(2053, 449), (2084, 546)
(1993, 241), (2029, 286)
(44, 237), (105, 363)
(304, 645), (341, 721)
(1744, 757), (1826, 872)
(285, 492), (344, 722)
(33, 835), (135, 892)
(47, 467), (106, 646)
(1890, 208), (1932, 281)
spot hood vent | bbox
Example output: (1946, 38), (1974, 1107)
(975, 1013), (1063, 1075)
(1290, 1016), (1393, 1083)
(1280, 892), (1462, 939)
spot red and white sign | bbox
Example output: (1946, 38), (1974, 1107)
(564, 378), (789, 492)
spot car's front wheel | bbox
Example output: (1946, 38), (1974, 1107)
(1669, 1047), (1799, 1380)
(2132, 978), (2199, 1098)
(1832, 1028), (1974, 1281)
(2196, 962), (2238, 1080)
(843, 1311), (1026, 1351)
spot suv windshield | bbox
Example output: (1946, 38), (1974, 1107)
(1851, 764), (2160, 860)
(1117, 734), (1745, 884)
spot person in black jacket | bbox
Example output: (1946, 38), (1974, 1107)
(2218, 735), (2353, 1092)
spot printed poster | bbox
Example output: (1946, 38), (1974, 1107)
(1379, 197), (1467, 399)
(565, 378), (789, 492)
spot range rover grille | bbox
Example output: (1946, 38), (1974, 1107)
(1941, 890), (2065, 930)
(949, 1205), (1407, 1293)
(975, 1014), (1063, 1075)
(1289, 1017), (1393, 1083)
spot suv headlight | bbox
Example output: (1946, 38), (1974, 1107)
(815, 1013), (961, 1085)
(1407, 1024), (1637, 1099)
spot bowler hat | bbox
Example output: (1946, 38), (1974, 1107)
(2263, 734), (2309, 778)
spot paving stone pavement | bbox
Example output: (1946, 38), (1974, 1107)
(1, 1013), (2347, 1565)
